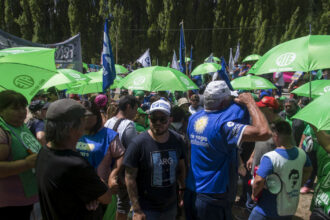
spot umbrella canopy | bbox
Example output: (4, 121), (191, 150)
(291, 80), (330, 98)
(231, 74), (276, 90)
(204, 56), (220, 62)
(119, 66), (198, 91)
(0, 47), (57, 101)
(249, 35), (330, 75)
(242, 54), (261, 62)
(67, 71), (122, 94)
(41, 69), (91, 89)
(191, 63), (222, 76)
(115, 64), (128, 74)
(177, 57), (191, 63)
(293, 92), (330, 130)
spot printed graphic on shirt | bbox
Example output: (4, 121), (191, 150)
(151, 150), (178, 187)
(76, 142), (95, 157)
(222, 121), (246, 146)
(194, 116), (208, 134)
(288, 169), (299, 189)
(20, 131), (41, 153)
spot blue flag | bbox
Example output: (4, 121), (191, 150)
(218, 57), (234, 91)
(179, 24), (186, 74)
(102, 19), (116, 92)
(189, 45), (193, 73)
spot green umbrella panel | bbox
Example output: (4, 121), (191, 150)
(231, 74), (276, 90)
(115, 64), (128, 74)
(291, 80), (330, 98)
(249, 35), (330, 75)
(204, 56), (221, 62)
(191, 63), (222, 76)
(0, 47), (57, 102)
(293, 92), (330, 130)
(177, 57), (191, 63)
(242, 54), (261, 62)
(42, 69), (91, 90)
(119, 66), (198, 91)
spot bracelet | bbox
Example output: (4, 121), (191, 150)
(179, 188), (186, 191)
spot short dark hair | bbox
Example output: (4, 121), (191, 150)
(171, 106), (185, 123)
(45, 117), (82, 146)
(284, 98), (298, 106)
(0, 90), (27, 111)
(272, 120), (292, 136)
(118, 95), (138, 111)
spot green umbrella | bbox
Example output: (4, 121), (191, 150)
(119, 66), (198, 91)
(204, 56), (221, 62)
(293, 92), (330, 130)
(191, 63), (221, 76)
(83, 62), (88, 70)
(115, 64), (128, 74)
(231, 74), (276, 90)
(67, 71), (122, 94)
(0, 47), (57, 101)
(291, 80), (330, 98)
(242, 54), (261, 62)
(249, 35), (330, 75)
(41, 69), (91, 90)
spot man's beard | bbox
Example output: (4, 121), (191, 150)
(150, 126), (168, 136)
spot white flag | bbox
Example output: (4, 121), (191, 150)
(171, 50), (180, 70)
(228, 48), (235, 73)
(234, 42), (240, 63)
(137, 49), (151, 67)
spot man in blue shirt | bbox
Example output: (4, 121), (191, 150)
(185, 80), (272, 220)
(249, 121), (312, 220)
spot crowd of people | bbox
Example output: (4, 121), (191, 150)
(0, 66), (329, 220)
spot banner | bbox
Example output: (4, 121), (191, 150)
(228, 48), (235, 73)
(137, 49), (151, 67)
(102, 19), (116, 92)
(179, 23), (186, 74)
(171, 50), (180, 70)
(234, 42), (240, 63)
(0, 29), (82, 72)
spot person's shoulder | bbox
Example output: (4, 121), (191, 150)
(169, 129), (184, 141)
(102, 127), (118, 136)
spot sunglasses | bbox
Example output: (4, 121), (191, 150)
(150, 116), (168, 124)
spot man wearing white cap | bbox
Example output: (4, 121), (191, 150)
(124, 100), (186, 220)
(184, 80), (271, 220)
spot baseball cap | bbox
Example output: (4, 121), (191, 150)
(46, 99), (90, 121)
(149, 100), (171, 116)
(257, 96), (279, 109)
(29, 100), (47, 112)
(178, 97), (189, 107)
(204, 80), (237, 101)
(94, 94), (108, 108)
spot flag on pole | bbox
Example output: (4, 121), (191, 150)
(234, 42), (240, 63)
(171, 50), (180, 70)
(179, 23), (186, 74)
(218, 57), (234, 91)
(189, 45), (193, 73)
(228, 48), (235, 73)
(137, 49), (151, 67)
(102, 19), (116, 93)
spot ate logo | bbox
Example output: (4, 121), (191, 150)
(276, 53), (296, 67)
(180, 76), (190, 86)
(13, 75), (34, 89)
(133, 76), (145, 85)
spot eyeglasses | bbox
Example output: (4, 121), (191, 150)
(150, 116), (168, 124)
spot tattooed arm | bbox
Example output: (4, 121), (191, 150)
(125, 167), (146, 220)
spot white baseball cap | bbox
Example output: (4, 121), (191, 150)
(203, 81), (238, 108)
(149, 100), (171, 116)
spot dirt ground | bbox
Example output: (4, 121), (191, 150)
(232, 192), (313, 220)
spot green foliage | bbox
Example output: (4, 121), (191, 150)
(0, 0), (328, 64)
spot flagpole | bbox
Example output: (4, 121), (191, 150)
(180, 20), (188, 76)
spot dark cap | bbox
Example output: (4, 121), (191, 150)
(46, 99), (87, 121)
(29, 100), (47, 112)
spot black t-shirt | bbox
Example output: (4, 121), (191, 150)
(36, 146), (108, 220)
(123, 130), (185, 211)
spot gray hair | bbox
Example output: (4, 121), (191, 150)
(45, 117), (82, 146)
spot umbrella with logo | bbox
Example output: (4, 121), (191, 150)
(191, 63), (222, 76)
(0, 47), (57, 101)
(242, 54), (261, 63)
(249, 35), (330, 75)
(118, 66), (198, 91)
(67, 70), (122, 94)
(291, 80), (330, 98)
(231, 74), (276, 90)
(41, 69), (91, 90)
(115, 64), (129, 74)
(293, 92), (330, 130)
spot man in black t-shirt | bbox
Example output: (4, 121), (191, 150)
(123, 99), (186, 220)
(36, 99), (112, 220)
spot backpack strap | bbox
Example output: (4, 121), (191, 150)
(112, 118), (126, 132)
